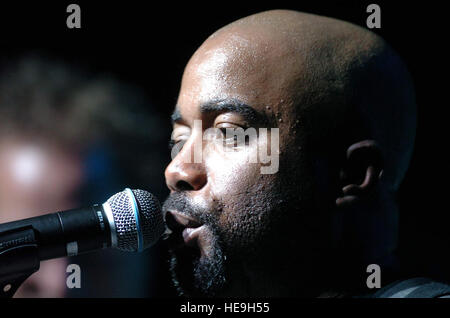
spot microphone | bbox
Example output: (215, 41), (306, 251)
(0, 188), (166, 261)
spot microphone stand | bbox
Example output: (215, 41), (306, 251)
(0, 227), (40, 298)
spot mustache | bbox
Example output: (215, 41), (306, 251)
(162, 192), (217, 227)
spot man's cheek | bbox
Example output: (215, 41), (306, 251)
(204, 146), (262, 193)
(217, 209), (270, 253)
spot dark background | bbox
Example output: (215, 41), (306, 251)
(0, 1), (448, 296)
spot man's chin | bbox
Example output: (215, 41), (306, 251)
(169, 247), (226, 297)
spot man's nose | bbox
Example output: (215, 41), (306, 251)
(165, 141), (207, 192)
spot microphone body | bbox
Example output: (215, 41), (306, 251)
(0, 188), (164, 298)
(0, 188), (165, 260)
(0, 204), (112, 261)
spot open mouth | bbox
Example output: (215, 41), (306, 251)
(165, 210), (207, 257)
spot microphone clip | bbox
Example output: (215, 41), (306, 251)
(0, 227), (40, 298)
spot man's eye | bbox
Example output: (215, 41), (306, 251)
(169, 139), (185, 148)
(168, 139), (187, 155)
(218, 127), (248, 147)
(219, 128), (233, 138)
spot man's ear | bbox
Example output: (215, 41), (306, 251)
(336, 140), (383, 207)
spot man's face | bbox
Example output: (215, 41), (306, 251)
(163, 32), (322, 296)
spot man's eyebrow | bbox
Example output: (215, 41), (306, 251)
(171, 99), (270, 126)
(199, 99), (266, 124)
(171, 108), (182, 125)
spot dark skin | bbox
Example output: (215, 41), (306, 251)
(163, 10), (416, 297)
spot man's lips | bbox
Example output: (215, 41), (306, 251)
(168, 211), (202, 229)
(165, 211), (208, 256)
(182, 226), (206, 248)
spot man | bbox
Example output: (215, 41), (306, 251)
(162, 10), (450, 297)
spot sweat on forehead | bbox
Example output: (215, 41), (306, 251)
(181, 10), (383, 111)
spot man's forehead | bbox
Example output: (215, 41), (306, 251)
(187, 31), (283, 78)
(178, 34), (299, 119)
(175, 10), (379, 129)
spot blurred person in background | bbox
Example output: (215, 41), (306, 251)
(0, 55), (169, 297)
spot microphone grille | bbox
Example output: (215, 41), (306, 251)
(106, 188), (165, 252)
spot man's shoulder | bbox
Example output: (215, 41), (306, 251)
(369, 277), (450, 298)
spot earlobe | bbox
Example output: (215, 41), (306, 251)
(336, 140), (383, 208)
